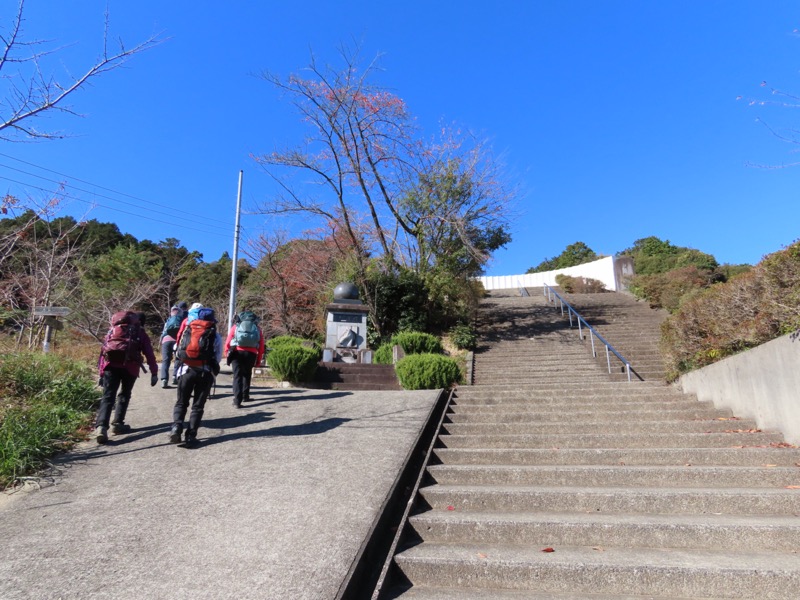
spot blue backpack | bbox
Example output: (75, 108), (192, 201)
(163, 314), (182, 339)
(233, 311), (260, 348)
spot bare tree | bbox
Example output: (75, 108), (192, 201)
(254, 47), (418, 274)
(0, 0), (160, 141)
(244, 229), (346, 338)
(0, 191), (87, 348)
(253, 46), (514, 281)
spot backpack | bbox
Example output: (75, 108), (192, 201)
(232, 311), (260, 348)
(176, 314), (217, 367)
(102, 311), (142, 365)
(163, 314), (182, 339)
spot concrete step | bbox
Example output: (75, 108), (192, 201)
(394, 542), (800, 598)
(419, 484), (800, 516)
(386, 587), (725, 600)
(408, 510), (800, 552)
(426, 464), (800, 488)
(312, 362), (401, 390)
(449, 400), (720, 413)
(440, 419), (763, 435)
(452, 393), (692, 406)
(438, 431), (787, 449)
(433, 447), (800, 466)
(456, 382), (673, 394)
(446, 407), (733, 422)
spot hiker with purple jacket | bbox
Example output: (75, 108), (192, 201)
(95, 310), (159, 444)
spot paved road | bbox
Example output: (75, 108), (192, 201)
(0, 373), (440, 600)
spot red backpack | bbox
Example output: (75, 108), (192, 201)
(102, 311), (142, 364)
(176, 318), (217, 367)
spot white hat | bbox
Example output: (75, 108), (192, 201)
(190, 302), (203, 310)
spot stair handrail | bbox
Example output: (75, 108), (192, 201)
(542, 283), (633, 382)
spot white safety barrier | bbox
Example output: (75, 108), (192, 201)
(478, 255), (630, 292)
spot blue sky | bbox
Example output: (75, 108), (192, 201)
(3, 1), (800, 275)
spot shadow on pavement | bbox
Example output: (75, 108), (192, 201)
(244, 391), (353, 407)
(199, 416), (352, 447)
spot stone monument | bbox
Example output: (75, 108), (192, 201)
(323, 282), (371, 363)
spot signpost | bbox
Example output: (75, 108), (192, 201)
(33, 306), (71, 352)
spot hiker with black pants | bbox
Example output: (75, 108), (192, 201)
(170, 306), (222, 447)
(159, 302), (187, 388)
(96, 311), (159, 443)
(224, 310), (265, 408)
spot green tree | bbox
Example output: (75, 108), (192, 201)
(71, 244), (164, 340)
(179, 253), (252, 327)
(527, 241), (598, 273)
(403, 157), (512, 278)
(619, 236), (718, 275)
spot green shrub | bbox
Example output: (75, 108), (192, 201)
(448, 323), (478, 351)
(391, 331), (443, 355)
(395, 353), (462, 390)
(373, 343), (394, 365)
(555, 274), (606, 294)
(267, 335), (306, 350)
(0, 353), (100, 488)
(267, 344), (321, 383)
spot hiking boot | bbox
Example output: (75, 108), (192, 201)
(95, 426), (108, 444)
(111, 422), (132, 435)
(161, 379), (169, 389)
(169, 424), (183, 444)
(184, 430), (198, 447)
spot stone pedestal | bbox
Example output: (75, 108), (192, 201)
(324, 283), (371, 363)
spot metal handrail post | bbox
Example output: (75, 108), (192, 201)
(577, 315), (583, 340)
(605, 345), (611, 373)
(590, 329), (596, 357)
(625, 363), (631, 382)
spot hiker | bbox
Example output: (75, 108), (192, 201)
(96, 310), (159, 443)
(158, 302), (186, 388)
(170, 306), (221, 447)
(224, 310), (265, 408)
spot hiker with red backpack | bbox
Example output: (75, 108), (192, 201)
(159, 301), (188, 388)
(96, 310), (159, 444)
(224, 310), (265, 408)
(170, 306), (222, 447)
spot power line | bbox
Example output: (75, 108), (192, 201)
(0, 162), (235, 232)
(0, 151), (235, 227)
(0, 175), (232, 239)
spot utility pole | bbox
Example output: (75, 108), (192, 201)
(228, 170), (243, 331)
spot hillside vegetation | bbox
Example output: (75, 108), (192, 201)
(531, 237), (798, 380)
(660, 240), (800, 379)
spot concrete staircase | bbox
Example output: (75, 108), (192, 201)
(382, 290), (800, 599)
(554, 289), (669, 381)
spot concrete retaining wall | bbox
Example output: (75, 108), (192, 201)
(479, 256), (623, 292)
(678, 332), (800, 445)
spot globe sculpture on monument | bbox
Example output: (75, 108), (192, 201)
(323, 283), (372, 363)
